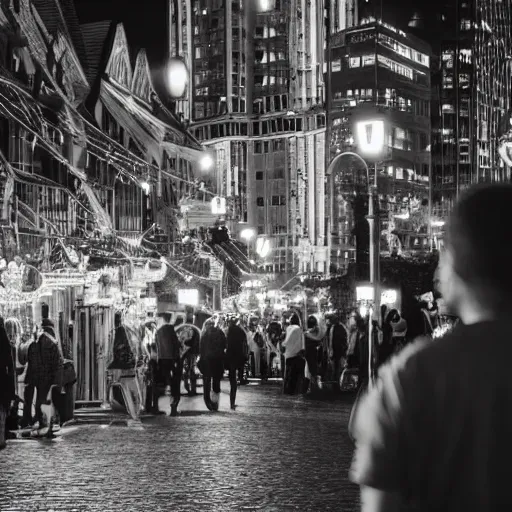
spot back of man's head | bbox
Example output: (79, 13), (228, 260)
(160, 312), (173, 325)
(446, 184), (512, 302)
(289, 314), (300, 326)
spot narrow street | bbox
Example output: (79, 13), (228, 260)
(0, 385), (359, 512)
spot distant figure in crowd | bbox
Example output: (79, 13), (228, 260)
(109, 313), (136, 370)
(177, 321), (200, 396)
(347, 310), (368, 388)
(26, 319), (62, 429)
(325, 315), (348, 391)
(247, 322), (261, 378)
(155, 313), (181, 416)
(199, 317), (226, 411)
(304, 314), (325, 392)
(0, 317), (15, 449)
(142, 321), (159, 414)
(350, 184), (512, 511)
(281, 314), (304, 395)
(378, 309), (399, 368)
(225, 316), (247, 410)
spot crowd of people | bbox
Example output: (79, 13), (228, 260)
(0, 300), (440, 444)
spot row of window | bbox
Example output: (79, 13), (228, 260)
(192, 114), (325, 141)
(333, 89), (430, 117)
(256, 196), (287, 206)
(335, 53), (418, 82)
(253, 94), (289, 114)
(193, 97), (247, 120)
(256, 167), (284, 180)
(254, 139), (285, 153)
(378, 34), (429, 67)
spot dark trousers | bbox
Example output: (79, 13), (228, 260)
(283, 356), (305, 395)
(305, 345), (319, 378)
(183, 353), (198, 394)
(22, 383), (35, 427)
(163, 359), (183, 407)
(145, 360), (159, 412)
(203, 374), (222, 409)
(227, 364), (239, 406)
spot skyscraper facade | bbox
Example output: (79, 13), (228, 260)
(168, 0), (357, 276)
(425, 0), (512, 216)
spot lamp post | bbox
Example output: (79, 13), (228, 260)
(327, 117), (386, 389)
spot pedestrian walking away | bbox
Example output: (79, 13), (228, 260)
(350, 184), (512, 512)
(225, 316), (247, 410)
(198, 317), (226, 411)
(155, 313), (182, 416)
(25, 319), (63, 430)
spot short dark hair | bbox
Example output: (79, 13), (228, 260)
(159, 312), (173, 324)
(289, 314), (300, 326)
(446, 184), (512, 296)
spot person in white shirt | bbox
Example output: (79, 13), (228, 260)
(281, 314), (305, 395)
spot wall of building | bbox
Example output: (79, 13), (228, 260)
(327, 21), (432, 273)
(170, 0), (340, 276)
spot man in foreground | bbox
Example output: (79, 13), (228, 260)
(350, 184), (512, 511)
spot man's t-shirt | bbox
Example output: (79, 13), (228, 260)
(350, 321), (512, 511)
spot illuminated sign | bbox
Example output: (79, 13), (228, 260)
(178, 289), (199, 306)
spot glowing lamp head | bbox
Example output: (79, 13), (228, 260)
(200, 154), (214, 172)
(355, 120), (385, 158)
(259, 0), (271, 10)
(240, 228), (256, 241)
(166, 58), (188, 99)
(141, 181), (150, 195)
(256, 238), (271, 258)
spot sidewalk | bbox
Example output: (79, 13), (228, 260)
(0, 384), (359, 512)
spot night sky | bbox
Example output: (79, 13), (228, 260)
(74, 0), (168, 64)
(73, 0), (430, 65)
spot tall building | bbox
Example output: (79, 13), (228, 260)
(168, 0), (357, 277)
(423, 0), (512, 216)
(327, 20), (432, 274)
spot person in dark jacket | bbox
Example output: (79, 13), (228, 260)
(155, 313), (182, 416)
(325, 316), (348, 391)
(225, 317), (247, 410)
(26, 320), (63, 428)
(199, 318), (227, 411)
(0, 318), (15, 449)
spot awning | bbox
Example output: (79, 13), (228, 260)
(101, 80), (205, 165)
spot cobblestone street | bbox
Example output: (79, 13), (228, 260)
(0, 384), (358, 512)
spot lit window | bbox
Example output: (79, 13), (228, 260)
(332, 60), (342, 72)
(362, 54), (375, 66)
(349, 57), (360, 68)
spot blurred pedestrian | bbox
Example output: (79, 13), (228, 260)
(26, 319), (63, 429)
(325, 315), (348, 391)
(0, 317), (15, 449)
(225, 317), (247, 410)
(155, 313), (182, 416)
(198, 317), (226, 411)
(350, 184), (512, 511)
(282, 314), (305, 395)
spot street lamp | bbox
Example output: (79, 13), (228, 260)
(166, 57), (188, 99)
(199, 153), (214, 172)
(256, 237), (271, 258)
(241, 228), (256, 260)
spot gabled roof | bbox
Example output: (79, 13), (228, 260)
(80, 20), (113, 84)
(58, 0), (89, 72)
(31, 0), (87, 66)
